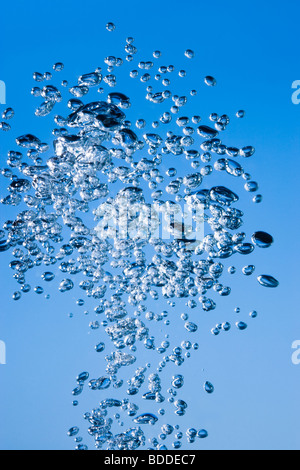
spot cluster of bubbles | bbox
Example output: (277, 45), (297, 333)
(0, 107), (15, 132)
(0, 22), (279, 450)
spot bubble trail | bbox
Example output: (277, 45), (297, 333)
(0, 23), (279, 450)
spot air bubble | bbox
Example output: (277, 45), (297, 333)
(53, 62), (64, 72)
(185, 49), (195, 59)
(257, 275), (279, 288)
(106, 22), (116, 31)
(204, 76), (217, 87)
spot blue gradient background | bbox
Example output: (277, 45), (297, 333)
(0, 0), (299, 450)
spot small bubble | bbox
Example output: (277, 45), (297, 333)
(136, 119), (146, 129)
(21, 284), (31, 293)
(42, 272), (55, 282)
(2, 108), (15, 120)
(67, 427), (79, 437)
(249, 310), (258, 318)
(244, 181), (259, 192)
(185, 49), (195, 59)
(106, 22), (116, 31)
(204, 76), (217, 87)
(44, 72), (52, 81)
(236, 110), (245, 118)
(0, 122), (11, 132)
(253, 194), (263, 203)
(53, 62), (64, 72)
(204, 381), (214, 394)
(33, 72), (44, 82)
(13, 291), (21, 301)
(222, 322), (231, 331)
(198, 429), (208, 439)
(35, 286), (44, 295)
(257, 275), (279, 288)
(252, 231), (273, 248)
(242, 265), (255, 276)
